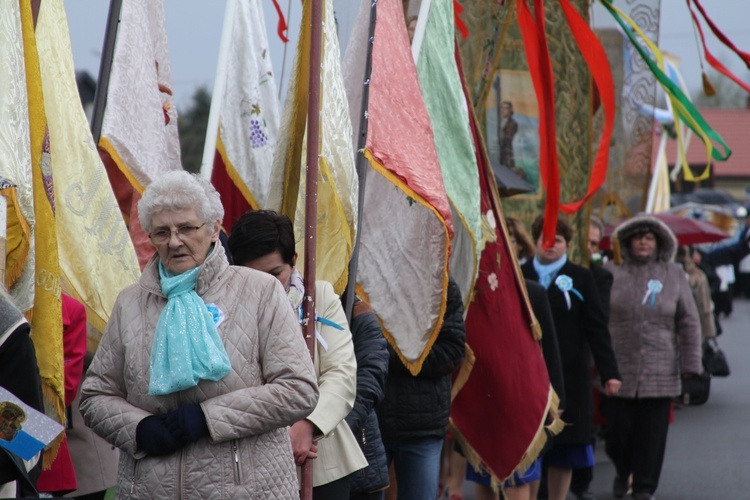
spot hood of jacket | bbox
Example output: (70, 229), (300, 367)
(614, 215), (677, 264)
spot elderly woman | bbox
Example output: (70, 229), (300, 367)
(80, 171), (318, 499)
(228, 210), (367, 499)
(604, 215), (702, 500)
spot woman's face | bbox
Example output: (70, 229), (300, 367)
(150, 208), (219, 275)
(629, 231), (658, 259)
(240, 251), (296, 291)
(535, 234), (568, 264)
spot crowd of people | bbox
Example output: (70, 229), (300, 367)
(1, 170), (747, 499)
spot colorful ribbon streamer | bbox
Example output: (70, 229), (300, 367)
(271, 0), (290, 43)
(453, 0), (468, 39)
(515, 0), (617, 234)
(686, 0), (750, 95)
(688, 0), (750, 69)
(599, 0), (731, 183)
(557, 0), (615, 215)
(516, 0), (560, 248)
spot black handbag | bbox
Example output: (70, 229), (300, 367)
(680, 371), (711, 406)
(703, 337), (730, 377)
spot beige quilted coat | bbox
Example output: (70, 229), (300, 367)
(605, 216), (702, 399)
(81, 245), (319, 499)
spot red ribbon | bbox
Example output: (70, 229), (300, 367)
(272, 0), (289, 43)
(454, 0), (468, 39)
(516, 0), (559, 248)
(558, 0), (615, 214)
(688, 0), (750, 70)
(687, 0), (750, 94)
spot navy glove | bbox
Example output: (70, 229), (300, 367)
(164, 404), (209, 444)
(136, 415), (182, 456)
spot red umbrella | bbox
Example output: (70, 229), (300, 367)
(599, 212), (730, 251)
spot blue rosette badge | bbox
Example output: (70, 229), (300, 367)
(555, 274), (584, 310)
(641, 279), (663, 308)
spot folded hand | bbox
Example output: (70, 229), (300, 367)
(136, 415), (182, 457)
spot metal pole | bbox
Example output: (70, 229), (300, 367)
(90, 0), (123, 142)
(300, 0), (324, 497)
(0, 196), (6, 285)
(343, 0), (378, 321)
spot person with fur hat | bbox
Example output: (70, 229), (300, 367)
(604, 215), (702, 500)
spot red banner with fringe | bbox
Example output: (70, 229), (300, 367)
(450, 44), (559, 484)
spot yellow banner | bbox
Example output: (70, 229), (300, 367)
(36, 0), (140, 344)
(268, 0), (358, 294)
(20, 0), (65, 466)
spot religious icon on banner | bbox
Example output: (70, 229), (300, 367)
(487, 70), (541, 197)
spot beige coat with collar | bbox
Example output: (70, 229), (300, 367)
(81, 245), (319, 499)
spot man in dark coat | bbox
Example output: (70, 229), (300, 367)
(377, 277), (466, 500)
(522, 216), (621, 500)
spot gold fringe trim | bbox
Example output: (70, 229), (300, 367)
(451, 343), (475, 401)
(1, 187), (31, 289)
(512, 388), (563, 477)
(450, 386), (563, 494)
(41, 383), (66, 470)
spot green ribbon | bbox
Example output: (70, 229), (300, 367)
(599, 0), (731, 163)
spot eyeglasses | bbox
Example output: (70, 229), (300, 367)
(149, 223), (206, 244)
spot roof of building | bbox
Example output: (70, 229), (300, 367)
(652, 107), (750, 178)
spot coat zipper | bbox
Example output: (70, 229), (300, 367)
(232, 440), (242, 484)
(178, 448), (184, 498)
(130, 458), (139, 495)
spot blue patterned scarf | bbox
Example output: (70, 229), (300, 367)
(533, 254), (567, 290)
(148, 257), (231, 396)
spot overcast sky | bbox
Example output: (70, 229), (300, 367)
(63, 0), (750, 110)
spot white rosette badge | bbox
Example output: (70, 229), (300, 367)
(555, 274), (584, 310)
(642, 279), (663, 308)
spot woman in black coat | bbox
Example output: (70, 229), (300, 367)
(521, 216), (621, 500)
